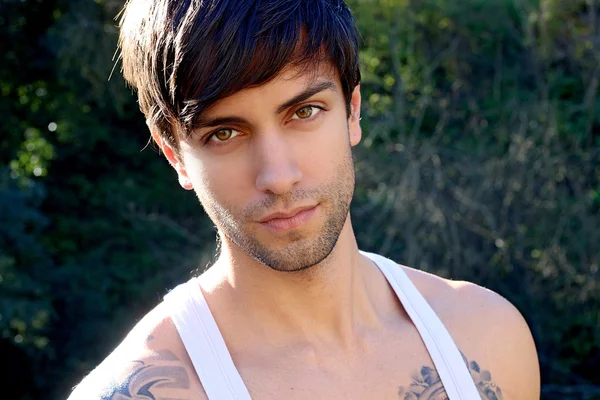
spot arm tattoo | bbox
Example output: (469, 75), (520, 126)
(101, 349), (190, 400)
(397, 352), (503, 400)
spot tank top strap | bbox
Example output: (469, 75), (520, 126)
(361, 251), (480, 400)
(164, 278), (252, 400)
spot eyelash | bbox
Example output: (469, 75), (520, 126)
(291, 104), (327, 120)
(202, 104), (327, 146)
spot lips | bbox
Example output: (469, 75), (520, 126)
(257, 205), (318, 223)
(257, 204), (319, 232)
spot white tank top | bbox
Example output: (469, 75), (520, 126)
(164, 251), (480, 399)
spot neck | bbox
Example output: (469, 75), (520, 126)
(205, 216), (387, 350)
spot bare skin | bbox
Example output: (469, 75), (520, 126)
(69, 260), (538, 400)
(68, 64), (540, 399)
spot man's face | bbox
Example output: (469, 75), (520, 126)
(161, 64), (362, 272)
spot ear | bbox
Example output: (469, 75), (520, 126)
(151, 130), (194, 190)
(348, 84), (362, 147)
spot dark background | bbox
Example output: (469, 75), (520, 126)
(1, 0), (599, 398)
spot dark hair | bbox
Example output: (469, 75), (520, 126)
(118, 0), (361, 150)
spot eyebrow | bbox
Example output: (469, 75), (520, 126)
(275, 80), (337, 114)
(193, 80), (338, 131)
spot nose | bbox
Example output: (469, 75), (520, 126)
(254, 132), (302, 195)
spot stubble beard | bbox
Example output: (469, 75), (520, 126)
(203, 147), (356, 272)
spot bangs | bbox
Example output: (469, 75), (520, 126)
(120, 0), (360, 145)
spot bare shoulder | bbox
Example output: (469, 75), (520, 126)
(67, 301), (207, 400)
(401, 265), (541, 399)
(401, 265), (526, 325)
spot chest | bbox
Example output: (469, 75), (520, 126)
(234, 327), (446, 400)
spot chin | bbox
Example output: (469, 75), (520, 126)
(249, 227), (342, 272)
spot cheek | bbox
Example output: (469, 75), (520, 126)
(301, 118), (349, 170)
(183, 151), (249, 207)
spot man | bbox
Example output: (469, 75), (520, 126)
(69, 0), (540, 398)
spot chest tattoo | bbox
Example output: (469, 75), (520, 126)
(397, 353), (503, 400)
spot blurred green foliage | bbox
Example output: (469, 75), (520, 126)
(0, 0), (598, 399)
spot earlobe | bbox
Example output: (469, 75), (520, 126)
(151, 130), (194, 191)
(178, 175), (194, 190)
